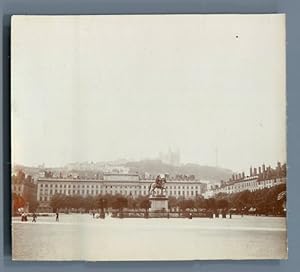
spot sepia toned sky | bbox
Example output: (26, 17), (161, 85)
(11, 15), (286, 172)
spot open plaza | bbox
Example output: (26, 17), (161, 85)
(12, 213), (287, 261)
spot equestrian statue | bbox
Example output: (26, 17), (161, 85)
(148, 174), (167, 196)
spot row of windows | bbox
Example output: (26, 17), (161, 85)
(220, 179), (284, 193)
(39, 183), (200, 190)
(38, 189), (200, 198)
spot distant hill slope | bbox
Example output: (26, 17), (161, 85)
(125, 160), (233, 182)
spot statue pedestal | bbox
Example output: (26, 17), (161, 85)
(149, 195), (169, 212)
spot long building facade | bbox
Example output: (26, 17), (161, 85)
(37, 173), (207, 203)
(204, 162), (287, 198)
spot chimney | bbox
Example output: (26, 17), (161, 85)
(254, 168), (257, 175)
(258, 167), (261, 174)
(262, 164), (266, 172)
(250, 167), (253, 176)
(242, 172), (245, 178)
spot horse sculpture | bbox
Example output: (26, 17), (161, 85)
(148, 175), (167, 196)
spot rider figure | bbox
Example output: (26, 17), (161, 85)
(156, 175), (162, 188)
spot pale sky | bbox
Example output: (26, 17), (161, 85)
(11, 15), (286, 172)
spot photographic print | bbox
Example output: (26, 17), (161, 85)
(11, 14), (287, 260)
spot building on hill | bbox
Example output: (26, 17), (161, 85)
(158, 148), (180, 166)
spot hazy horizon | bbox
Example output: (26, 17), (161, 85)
(13, 155), (286, 173)
(11, 15), (286, 173)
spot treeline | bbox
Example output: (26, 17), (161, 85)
(50, 194), (151, 213)
(49, 184), (286, 216)
(174, 183), (286, 216)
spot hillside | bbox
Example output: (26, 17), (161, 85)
(125, 160), (233, 182)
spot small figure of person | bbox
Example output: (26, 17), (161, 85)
(32, 212), (37, 222)
(56, 211), (59, 222)
(92, 212), (95, 218)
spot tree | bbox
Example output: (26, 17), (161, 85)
(168, 196), (177, 210)
(83, 195), (96, 212)
(96, 195), (108, 212)
(140, 199), (151, 212)
(217, 199), (229, 210)
(127, 197), (138, 210)
(178, 199), (194, 211)
(50, 194), (66, 211)
(194, 196), (205, 211)
(205, 198), (216, 210)
(12, 193), (26, 213)
(112, 196), (128, 212)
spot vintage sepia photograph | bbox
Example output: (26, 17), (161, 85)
(11, 14), (287, 261)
